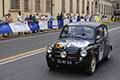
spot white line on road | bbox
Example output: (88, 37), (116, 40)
(109, 26), (120, 32)
(0, 47), (46, 65)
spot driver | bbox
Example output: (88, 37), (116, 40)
(96, 27), (104, 38)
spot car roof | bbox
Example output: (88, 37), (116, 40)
(67, 21), (102, 28)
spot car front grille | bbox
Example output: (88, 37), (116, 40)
(53, 50), (80, 61)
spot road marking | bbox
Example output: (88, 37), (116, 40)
(0, 47), (46, 65)
(109, 27), (120, 32)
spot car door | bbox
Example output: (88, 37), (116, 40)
(102, 25), (110, 57)
(96, 26), (105, 61)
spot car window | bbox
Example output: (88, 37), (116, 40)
(60, 25), (94, 39)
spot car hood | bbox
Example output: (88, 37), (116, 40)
(54, 38), (94, 52)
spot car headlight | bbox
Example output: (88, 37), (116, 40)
(47, 46), (52, 53)
(80, 49), (87, 57)
(61, 51), (67, 58)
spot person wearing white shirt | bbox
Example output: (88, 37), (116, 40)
(17, 11), (23, 22)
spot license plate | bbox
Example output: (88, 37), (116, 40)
(57, 59), (72, 64)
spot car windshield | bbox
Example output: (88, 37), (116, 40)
(60, 25), (94, 40)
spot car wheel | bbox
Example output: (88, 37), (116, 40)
(47, 59), (56, 71)
(86, 55), (97, 75)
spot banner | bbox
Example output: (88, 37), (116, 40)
(58, 20), (63, 29)
(48, 20), (53, 29)
(52, 20), (58, 29)
(39, 21), (48, 30)
(64, 19), (69, 25)
(28, 22), (39, 32)
(0, 23), (12, 34)
(9, 22), (30, 33)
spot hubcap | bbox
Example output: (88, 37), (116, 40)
(91, 57), (96, 73)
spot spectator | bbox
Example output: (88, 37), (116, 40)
(0, 17), (3, 23)
(72, 14), (77, 22)
(49, 15), (54, 20)
(57, 13), (64, 29)
(85, 15), (90, 21)
(57, 13), (60, 21)
(8, 13), (13, 23)
(69, 14), (73, 23)
(4, 13), (13, 23)
(59, 13), (64, 20)
(81, 16), (85, 21)
(35, 13), (40, 22)
(17, 11), (23, 22)
(25, 14), (29, 22)
(77, 14), (81, 22)
(89, 15), (94, 21)
(111, 15), (114, 22)
(3, 14), (8, 23)
(40, 15), (46, 21)
(45, 15), (49, 21)
(32, 14), (37, 22)
(95, 14), (101, 23)
(29, 14), (33, 22)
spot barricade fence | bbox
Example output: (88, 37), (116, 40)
(0, 18), (111, 37)
(0, 19), (72, 35)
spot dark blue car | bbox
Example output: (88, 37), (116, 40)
(46, 22), (112, 75)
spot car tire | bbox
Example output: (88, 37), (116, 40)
(47, 59), (56, 71)
(86, 55), (97, 75)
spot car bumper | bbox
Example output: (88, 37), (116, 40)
(46, 53), (89, 67)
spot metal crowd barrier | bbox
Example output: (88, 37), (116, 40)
(0, 20), (66, 36)
(0, 18), (111, 37)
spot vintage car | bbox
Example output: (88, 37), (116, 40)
(46, 22), (112, 74)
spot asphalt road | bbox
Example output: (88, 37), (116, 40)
(0, 23), (120, 80)
(0, 32), (59, 59)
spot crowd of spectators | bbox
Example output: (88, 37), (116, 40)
(0, 11), (118, 24)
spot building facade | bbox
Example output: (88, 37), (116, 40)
(112, 0), (120, 15)
(0, 0), (113, 21)
(97, 0), (113, 16)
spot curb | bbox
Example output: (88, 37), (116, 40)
(0, 29), (61, 41)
